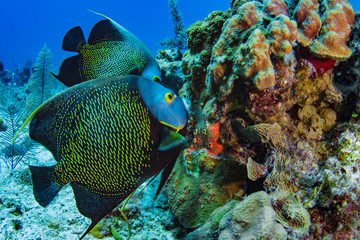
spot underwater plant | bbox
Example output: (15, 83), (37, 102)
(24, 44), (58, 118)
(160, 0), (187, 51)
(0, 103), (35, 170)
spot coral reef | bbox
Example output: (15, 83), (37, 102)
(165, 0), (360, 239)
(1, 1), (360, 239)
(0, 60), (32, 87)
(0, 104), (35, 170)
(0, 45), (63, 171)
(156, 48), (184, 93)
(293, 0), (321, 47)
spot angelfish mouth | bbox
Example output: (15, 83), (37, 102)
(159, 121), (183, 133)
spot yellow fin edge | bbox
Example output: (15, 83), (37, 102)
(11, 102), (45, 143)
(87, 9), (114, 22)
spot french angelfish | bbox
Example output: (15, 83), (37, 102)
(22, 75), (188, 239)
(53, 14), (162, 87)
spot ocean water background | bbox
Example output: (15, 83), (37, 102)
(1, 0), (359, 72)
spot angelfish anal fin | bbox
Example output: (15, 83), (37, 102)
(70, 183), (126, 240)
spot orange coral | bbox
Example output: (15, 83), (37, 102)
(234, 2), (263, 32)
(267, 14), (297, 57)
(212, 2), (262, 58)
(309, 0), (355, 60)
(264, 0), (288, 17)
(294, 0), (321, 46)
(234, 29), (275, 90)
(205, 122), (224, 156)
(210, 63), (226, 84)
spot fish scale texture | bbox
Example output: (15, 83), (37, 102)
(80, 41), (150, 80)
(31, 78), (155, 197)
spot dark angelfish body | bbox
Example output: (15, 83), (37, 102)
(53, 16), (162, 87)
(20, 75), (187, 239)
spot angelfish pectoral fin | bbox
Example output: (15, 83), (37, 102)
(158, 128), (187, 151)
(128, 64), (141, 75)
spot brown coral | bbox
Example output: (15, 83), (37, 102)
(264, 0), (288, 17)
(294, 0), (321, 46)
(234, 29), (275, 90)
(267, 14), (297, 58)
(212, 2), (263, 58)
(309, 0), (355, 60)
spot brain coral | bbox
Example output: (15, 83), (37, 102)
(186, 192), (287, 240)
(218, 191), (287, 240)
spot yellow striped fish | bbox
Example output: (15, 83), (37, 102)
(23, 75), (187, 239)
(52, 15), (162, 87)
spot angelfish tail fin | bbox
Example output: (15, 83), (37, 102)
(62, 26), (86, 52)
(53, 55), (83, 87)
(29, 165), (63, 207)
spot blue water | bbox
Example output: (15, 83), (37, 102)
(0, 0), (359, 71)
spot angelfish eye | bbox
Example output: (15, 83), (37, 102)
(165, 92), (174, 103)
(153, 76), (160, 82)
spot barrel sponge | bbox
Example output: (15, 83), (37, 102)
(233, 29), (275, 90)
(294, 0), (321, 46)
(218, 191), (287, 240)
(267, 14), (297, 58)
(309, 0), (355, 60)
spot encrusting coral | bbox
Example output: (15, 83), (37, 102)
(164, 0), (360, 238)
(294, 0), (321, 46)
(308, 0), (355, 60)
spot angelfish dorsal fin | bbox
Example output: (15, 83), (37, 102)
(88, 19), (127, 44)
(87, 10), (148, 51)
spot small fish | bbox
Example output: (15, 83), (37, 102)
(20, 75), (187, 239)
(53, 12), (162, 87)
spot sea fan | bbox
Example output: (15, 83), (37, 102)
(160, 0), (187, 51)
(24, 44), (57, 117)
(0, 103), (35, 170)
